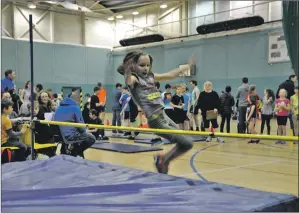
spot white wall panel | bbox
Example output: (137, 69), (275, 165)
(54, 12), (81, 44)
(253, 1), (269, 22)
(132, 13), (147, 36)
(215, 1), (230, 22)
(146, 7), (159, 27)
(85, 17), (114, 47)
(159, 8), (181, 38)
(115, 17), (134, 45)
(1, 4), (13, 37)
(269, 1), (282, 21)
(14, 6), (51, 41)
(230, 1), (253, 19)
(196, 1), (214, 24)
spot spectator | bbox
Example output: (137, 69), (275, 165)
(155, 82), (162, 93)
(260, 89), (275, 135)
(88, 109), (107, 140)
(47, 88), (54, 100)
(290, 86), (299, 137)
(1, 69), (16, 93)
(189, 80), (200, 131)
(82, 102), (90, 123)
(236, 77), (249, 133)
(97, 82), (107, 121)
(247, 95), (260, 144)
(276, 74), (297, 135)
(219, 86), (235, 133)
(1, 92), (19, 123)
(54, 97), (95, 157)
(171, 85), (185, 129)
(275, 89), (290, 144)
(69, 88), (80, 105)
(10, 85), (21, 114)
(112, 83), (122, 134)
(161, 84), (172, 102)
(90, 87), (101, 115)
(182, 86), (191, 130)
(276, 74), (297, 99)
(34, 91), (54, 143)
(120, 86), (130, 131)
(198, 81), (223, 143)
(84, 93), (91, 103)
(1, 99), (29, 160)
(52, 93), (60, 111)
(35, 84), (44, 98)
(19, 81), (31, 116)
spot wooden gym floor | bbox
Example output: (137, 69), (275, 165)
(84, 113), (298, 197)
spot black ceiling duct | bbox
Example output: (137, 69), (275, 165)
(119, 34), (164, 46)
(196, 16), (264, 35)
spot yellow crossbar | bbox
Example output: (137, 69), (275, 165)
(37, 120), (299, 142)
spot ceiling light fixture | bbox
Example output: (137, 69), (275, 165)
(107, 17), (115, 21)
(160, 4), (167, 9)
(28, 3), (37, 9)
(116, 15), (123, 19)
(132, 11), (139, 15)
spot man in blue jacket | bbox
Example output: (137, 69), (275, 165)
(1, 69), (16, 93)
(54, 97), (95, 157)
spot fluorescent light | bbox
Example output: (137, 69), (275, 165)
(132, 11), (139, 15)
(116, 15), (123, 19)
(160, 4), (167, 9)
(28, 3), (36, 9)
(107, 17), (114, 21)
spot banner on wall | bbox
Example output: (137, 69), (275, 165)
(268, 32), (290, 64)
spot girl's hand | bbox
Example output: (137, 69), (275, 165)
(124, 58), (136, 73)
(188, 55), (196, 67)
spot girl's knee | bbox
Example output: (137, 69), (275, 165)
(180, 141), (193, 151)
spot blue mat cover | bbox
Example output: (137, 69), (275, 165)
(2, 155), (298, 212)
(91, 142), (163, 153)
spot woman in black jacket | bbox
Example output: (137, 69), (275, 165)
(219, 86), (235, 133)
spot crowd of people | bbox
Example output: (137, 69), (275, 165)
(1, 65), (298, 163)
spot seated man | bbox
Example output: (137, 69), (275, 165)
(53, 97), (95, 157)
(1, 100), (29, 161)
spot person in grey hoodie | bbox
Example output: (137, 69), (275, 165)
(236, 77), (249, 133)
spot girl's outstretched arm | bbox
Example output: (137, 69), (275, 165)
(154, 55), (196, 82)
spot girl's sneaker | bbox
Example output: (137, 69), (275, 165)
(154, 154), (169, 174)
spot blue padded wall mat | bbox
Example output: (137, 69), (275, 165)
(2, 155), (298, 212)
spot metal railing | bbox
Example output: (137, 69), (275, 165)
(123, 1), (282, 39)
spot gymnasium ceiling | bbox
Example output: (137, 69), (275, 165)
(2, 0), (182, 16)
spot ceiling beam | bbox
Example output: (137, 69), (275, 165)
(91, 1), (155, 12)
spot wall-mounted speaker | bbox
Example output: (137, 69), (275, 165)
(196, 16), (264, 35)
(119, 34), (164, 47)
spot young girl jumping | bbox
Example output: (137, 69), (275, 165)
(118, 50), (195, 174)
